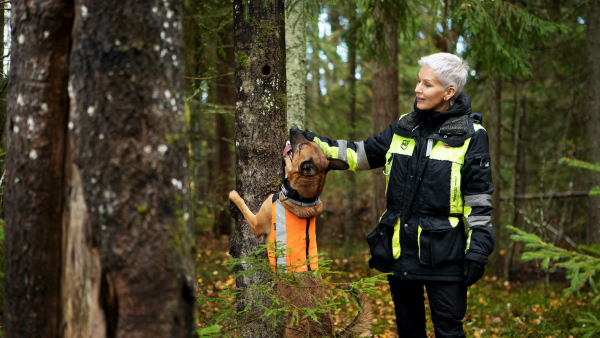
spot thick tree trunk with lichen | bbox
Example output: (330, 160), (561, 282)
(371, 1), (398, 222)
(229, 0), (287, 335)
(64, 0), (196, 336)
(4, 1), (73, 336)
(587, 0), (600, 244)
(285, 0), (306, 129)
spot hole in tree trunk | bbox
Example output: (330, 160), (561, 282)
(262, 65), (271, 76)
(259, 63), (274, 79)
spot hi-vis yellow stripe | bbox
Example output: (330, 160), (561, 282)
(393, 219), (401, 259)
(312, 138), (338, 159)
(450, 162), (463, 214)
(417, 226), (422, 260)
(429, 138), (471, 164)
(465, 229), (473, 253)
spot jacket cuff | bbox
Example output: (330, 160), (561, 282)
(465, 251), (488, 265)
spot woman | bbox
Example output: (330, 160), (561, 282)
(302, 53), (495, 337)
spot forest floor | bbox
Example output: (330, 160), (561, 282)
(196, 234), (598, 337)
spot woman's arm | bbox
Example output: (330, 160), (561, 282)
(461, 125), (496, 264)
(302, 121), (396, 171)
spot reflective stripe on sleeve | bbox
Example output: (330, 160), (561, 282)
(355, 141), (371, 171)
(336, 140), (348, 162)
(464, 194), (492, 207)
(466, 215), (492, 228)
(275, 201), (287, 266)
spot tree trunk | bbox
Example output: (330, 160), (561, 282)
(229, 0), (287, 335)
(371, 0), (399, 223)
(0, 1), (6, 158)
(308, 33), (320, 113)
(504, 80), (521, 281)
(344, 5), (357, 255)
(489, 76), (502, 270)
(586, 0), (600, 244)
(65, 1), (195, 336)
(214, 22), (235, 237)
(285, 0), (306, 129)
(4, 1), (73, 336)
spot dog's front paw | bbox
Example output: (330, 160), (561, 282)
(229, 190), (240, 202)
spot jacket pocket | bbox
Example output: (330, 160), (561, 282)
(367, 223), (395, 261)
(418, 216), (465, 267)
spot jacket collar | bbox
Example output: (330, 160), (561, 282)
(395, 93), (475, 147)
(398, 92), (472, 132)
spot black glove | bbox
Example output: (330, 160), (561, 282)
(301, 129), (315, 140)
(463, 260), (485, 286)
(368, 257), (375, 269)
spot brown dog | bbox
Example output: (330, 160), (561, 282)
(229, 126), (373, 337)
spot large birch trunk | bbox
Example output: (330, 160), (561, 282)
(64, 1), (195, 336)
(371, 1), (399, 222)
(4, 1), (73, 336)
(586, 0), (600, 244)
(229, 0), (287, 335)
(285, 0), (306, 129)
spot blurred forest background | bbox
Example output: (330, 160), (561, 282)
(0, 0), (598, 336)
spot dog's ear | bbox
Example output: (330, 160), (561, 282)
(327, 158), (350, 171)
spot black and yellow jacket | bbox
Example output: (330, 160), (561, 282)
(304, 93), (495, 281)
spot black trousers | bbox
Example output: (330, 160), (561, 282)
(388, 275), (467, 338)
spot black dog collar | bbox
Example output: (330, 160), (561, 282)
(280, 178), (320, 207)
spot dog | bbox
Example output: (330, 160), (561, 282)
(229, 126), (373, 337)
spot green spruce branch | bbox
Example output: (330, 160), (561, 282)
(508, 225), (600, 336)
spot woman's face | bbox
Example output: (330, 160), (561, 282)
(415, 67), (455, 111)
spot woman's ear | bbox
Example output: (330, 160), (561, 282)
(327, 158), (350, 171)
(445, 86), (456, 100)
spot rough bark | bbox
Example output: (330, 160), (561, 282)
(371, 0), (398, 223)
(586, 0), (600, 244)
(3, 1), (73, 336)
(214, 22), (235, 237)
(285, 0), (306, 129)
(344, 6), (357, 255)
(65, 1), (195, 336)
(489, 76), (502, 269)
(229, 0), (287, 335)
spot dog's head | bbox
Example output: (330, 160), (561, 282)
(283, 126), (349, 199)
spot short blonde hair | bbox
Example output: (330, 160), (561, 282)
(418, 53), (469, 101)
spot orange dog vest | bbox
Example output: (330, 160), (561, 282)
(268, 194), (319, 272)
